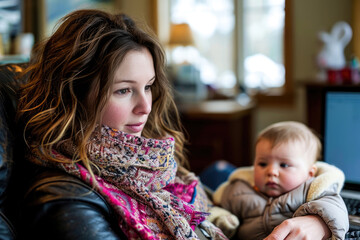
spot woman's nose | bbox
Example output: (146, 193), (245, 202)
(133, 93), (152, 115)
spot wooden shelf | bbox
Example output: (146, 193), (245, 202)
(178, 100), (255, 174)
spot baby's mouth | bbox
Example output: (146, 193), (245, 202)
(266, 182), (279, 188)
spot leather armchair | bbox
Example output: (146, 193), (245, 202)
(0, 64), (26, 240)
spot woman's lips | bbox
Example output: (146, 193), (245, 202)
(126, 122), (144, 133)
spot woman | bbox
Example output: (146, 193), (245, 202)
(17, 9), (225, 240)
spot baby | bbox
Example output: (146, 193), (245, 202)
(212, 121), (349, 239)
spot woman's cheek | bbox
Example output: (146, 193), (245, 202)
(101, 99), (129, 128)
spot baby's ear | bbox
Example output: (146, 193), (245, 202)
(309, 164), (317, 177)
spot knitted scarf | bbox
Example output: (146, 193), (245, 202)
(30, 125), (212, 240)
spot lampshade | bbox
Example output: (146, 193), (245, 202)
(168, 23), (194, 46)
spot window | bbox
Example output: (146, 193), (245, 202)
(0, 0), (21, 55)
(169, 0), (236, 90)
(241, 0), (285, 90)
(162, 0), (292, 103)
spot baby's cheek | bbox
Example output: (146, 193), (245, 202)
(254, 172), (264, 189)
(281, 174), (303, 192)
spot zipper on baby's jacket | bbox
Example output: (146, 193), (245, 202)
(262, 197), (273, 233)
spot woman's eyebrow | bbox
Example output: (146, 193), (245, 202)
(148, 76), (156, 83)
(114, 76), (155, 84)
(114, 79), (136, 84)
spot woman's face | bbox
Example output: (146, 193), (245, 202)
(101, 48), (155, 136)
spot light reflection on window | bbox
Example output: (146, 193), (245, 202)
(243, 0), (285, 89)
(170, 0), (236, 89)
(0, 0), (21, 54)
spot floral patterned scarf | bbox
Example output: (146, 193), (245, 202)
(30, 125), (215, 240)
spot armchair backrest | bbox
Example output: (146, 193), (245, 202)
(0, 64), (27, 240)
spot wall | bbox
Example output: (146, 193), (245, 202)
(293, 0), (353, 81)
(115, 0), (157, 34)
(354, 0), (360, 58)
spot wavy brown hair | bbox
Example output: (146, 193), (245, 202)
(17, 9), (188, 172)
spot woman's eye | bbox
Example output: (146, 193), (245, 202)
(145, 84), (152, 91)
(117, 88), (130, 95)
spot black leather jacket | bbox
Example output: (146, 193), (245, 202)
(19, 164), (127, 240)
(19, 164), (213, 240)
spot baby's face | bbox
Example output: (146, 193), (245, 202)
(254, 139), (316, 197)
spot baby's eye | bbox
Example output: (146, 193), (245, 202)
(258, 162), (267, 167)
(280, 163), (289, 168)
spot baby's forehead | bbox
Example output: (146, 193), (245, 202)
(257, 138), (313, 156)
(257, 137), (306, 148)
(256, 138), (317, 163)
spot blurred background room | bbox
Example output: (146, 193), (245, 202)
(0, 0), (358, 174)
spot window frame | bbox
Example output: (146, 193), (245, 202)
(262, 0), (293, 106)
(237, 0), (293, 107)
